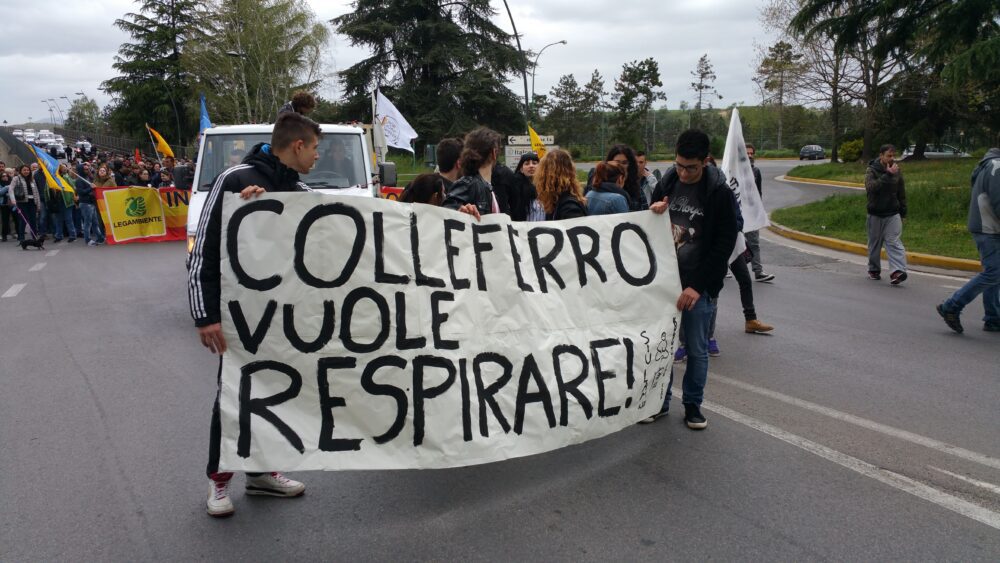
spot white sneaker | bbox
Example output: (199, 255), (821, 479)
(207, 480), (235, 517)
(245, 472), (305, 497)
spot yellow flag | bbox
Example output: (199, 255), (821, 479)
(146, 123), (175, 158)
(528, 125), (547, 158)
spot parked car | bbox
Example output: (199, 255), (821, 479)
(901, 144), (971, 159)
(799, 145), (825, 160)
(12, 129), (23, 139)
(75, 140), (93, 155)
(48, 142), (65, 158)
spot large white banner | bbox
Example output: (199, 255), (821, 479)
(721, 108), (770, 233)
(217, 194), (682, 471)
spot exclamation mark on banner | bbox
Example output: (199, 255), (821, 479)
(624, 337), (635, 408)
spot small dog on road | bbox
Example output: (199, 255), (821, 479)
(20, 238), (45, 250)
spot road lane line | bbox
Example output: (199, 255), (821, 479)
(712, 373), (1000, 471)
(45, 249), (60, 257)
(2, 284), (26, 298)
(929, 467), (1000, 497)
(704, 401), (1000, 531)
(29, 262), (46, 272)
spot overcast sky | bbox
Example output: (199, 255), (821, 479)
(0, 0), (777, 127)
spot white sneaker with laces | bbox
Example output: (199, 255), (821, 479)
(245, 472), (305, 497)
(207, 480), (235, 517)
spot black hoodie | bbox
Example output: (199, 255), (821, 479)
(865, 158), (907, 218)
(188, 143), (311, 327)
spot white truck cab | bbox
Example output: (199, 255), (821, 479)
(184, 123), (393, 255)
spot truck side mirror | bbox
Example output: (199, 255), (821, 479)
(173, 165), (193, 191)
(379, 162), (397, 188)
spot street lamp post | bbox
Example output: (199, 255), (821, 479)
(42, 100), (55, 126)
(500, 0), (531, 129)
(530, 40), (567, 116)
(48, 98), (65, 124)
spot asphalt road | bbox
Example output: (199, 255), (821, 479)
(2, 161), (998, 561)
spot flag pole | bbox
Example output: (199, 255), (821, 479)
(145, 124), (165, 168)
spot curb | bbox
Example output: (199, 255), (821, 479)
(780, 175), (865, 189)
(768, 222), (983, 272)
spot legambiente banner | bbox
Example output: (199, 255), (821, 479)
(216, 193), (682, 471)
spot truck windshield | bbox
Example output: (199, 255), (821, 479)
(198, 133), (368, 191)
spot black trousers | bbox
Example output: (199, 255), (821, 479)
(729, 255), (757, 321)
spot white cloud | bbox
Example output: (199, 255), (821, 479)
(0, 0), (778, 126)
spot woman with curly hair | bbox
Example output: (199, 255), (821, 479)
(535, 149), (587, 220)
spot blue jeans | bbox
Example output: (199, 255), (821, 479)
(51, 206), (76, 240)
(80, 203), (105, 243)
(662, 295), (717, 412)
(943, 234), (1000, 324)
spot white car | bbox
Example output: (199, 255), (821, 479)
(12, 129), (23, 139)
(901, 144), (971, 159)
(185, 123), (390, 258)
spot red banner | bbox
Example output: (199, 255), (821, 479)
(95, 186), (189, 245)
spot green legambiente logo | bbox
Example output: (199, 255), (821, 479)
(124, 196), (147, 218)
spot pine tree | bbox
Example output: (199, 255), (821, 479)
(332, 0), (530, 142)
(690, 54), (723, 127)
(102, 0), (198, 144)
(614, 58), (665, 150)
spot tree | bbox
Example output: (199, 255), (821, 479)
(755, 41), (804, 148)
(581, 70), (610, 153)
(689, 54), (722, 127)
(761, 0), (859, 161)
(65, 96), (102, 133)
(183, 0), (329, 124)
(544, 74), (585, 146)
(332, 0), (529, 142)
(102, 0), (198, 144)
(613, 58), (665, 151)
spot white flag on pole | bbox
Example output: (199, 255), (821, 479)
(375, 90), (418, 153)
(720, 108), (769, 233)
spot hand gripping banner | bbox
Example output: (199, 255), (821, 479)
(217, 193), (682, 471)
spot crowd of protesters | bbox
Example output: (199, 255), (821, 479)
(0, 151), (192, 245)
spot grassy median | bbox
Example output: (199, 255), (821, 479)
(773, 159), (981, 260)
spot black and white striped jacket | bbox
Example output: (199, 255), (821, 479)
(187, 143), (310, 327)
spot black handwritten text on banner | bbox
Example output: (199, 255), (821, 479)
(218, 193), (682, 471)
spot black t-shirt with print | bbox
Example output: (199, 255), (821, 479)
(668, 174), (707, 289)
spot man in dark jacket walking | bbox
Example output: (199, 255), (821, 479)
(187, 112), (320, 517)
(865, 144), (908, 284)
(642, 129), (739, 430)
(937, 148), (1000, 333)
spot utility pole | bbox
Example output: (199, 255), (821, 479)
(500, 0), (531, 130)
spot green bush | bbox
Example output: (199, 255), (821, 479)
(570, 147), (581, 160)
(838, 139), (864, 162)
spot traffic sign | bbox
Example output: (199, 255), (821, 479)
(508, 134), (554, 146)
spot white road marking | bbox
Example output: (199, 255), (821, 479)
(1, 284), (26, 298)
(29, 262), (46, 272)
(941, 285), (962, 290)
(929, 466), (1000, 497)
(45, 249), (60, 257)
(704, 401), (1000, 531)
(712, 374), (1000, 471)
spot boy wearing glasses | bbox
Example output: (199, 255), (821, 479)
(643, 129), (739, 429)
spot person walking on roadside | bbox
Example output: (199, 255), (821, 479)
(636, 150), (658, 206)
(188, 112), (320, 517)
(865, 144), (908, 284)
(642, 129), (739, 430)
(937, 148), (1000, 333)
(744, 143), (775, 282)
